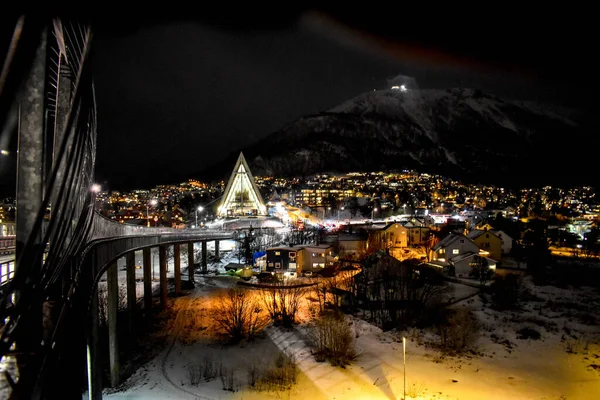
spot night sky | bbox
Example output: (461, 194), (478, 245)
(0, 9), (596, 195)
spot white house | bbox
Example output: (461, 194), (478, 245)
(430, 233), (479, 262)
(451, 253), (497, 278)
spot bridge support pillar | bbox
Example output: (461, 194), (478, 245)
(201, 241), (207, 274)
(107, 261), (120, 387)
(215, 240), (220, 259)
(126, 252), (136, 335)
(88, 283), (102, 399)
(174, 244), (181, 294)
(187, 242), (195, 283)
(159, 245), (167, 309)
(143, 248), (152, 318)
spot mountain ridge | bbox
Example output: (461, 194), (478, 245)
(198, 87), (596, 189)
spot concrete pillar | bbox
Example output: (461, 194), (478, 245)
(107, 262), (120, 387)
(201, 241), (207, 274)
(174, 244), (181, 294)
(214, 240), (220, 259)
(187, 242), (195, 283)
(126, 252), (136, 335)
(88, 284), (102, 399)
(159, 245), (167, 309)
(143, 248), (152, 318)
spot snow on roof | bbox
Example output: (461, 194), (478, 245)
(432, 232), (475, 251)
(468, 230), (500, 240)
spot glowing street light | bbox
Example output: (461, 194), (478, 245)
(372, 207), (378, 220)
(147, 199), (157, 227)
(338, 206), (344, 221)
(90, 183), (101, 193)
(195, 206), (204, 227)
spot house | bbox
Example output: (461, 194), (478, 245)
(490, 229), (513, 254)
(403, 218), (430, 245)
(371, 222), (409, 249)
(467, 230), (503, 261)
(298, 244), (335, 273)
(322, 232), (368, 259)
(266, 246), (299, 275)
(450, 253), (497, 278)
(430, 233), (479, 262)
(266, 243), (335, 276)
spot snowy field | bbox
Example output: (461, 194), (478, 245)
(103, 271), (600, 400)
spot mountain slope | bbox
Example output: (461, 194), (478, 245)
(207, 88), (595, 188)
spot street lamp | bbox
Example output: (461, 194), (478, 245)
(91, 184), (101, 210)
(403, 336), (406, 400)
(147, 199), (157, 227)
(338, 206), (344, 221)
(372, 207), (378, 220)
(195, 206), (204, 227)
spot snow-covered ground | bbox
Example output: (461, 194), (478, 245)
(103, 270), (600, 400)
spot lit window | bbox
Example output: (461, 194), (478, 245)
(275, 251), (280, 256)
(453, 249), (459, 254)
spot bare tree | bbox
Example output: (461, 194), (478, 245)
(262, 281), (306, 327)
(212, 288), (269, 343)
(306, 313), (357, 367)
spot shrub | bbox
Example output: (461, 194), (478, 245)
(219, 366), (238, 392)
(307, 313), (357, 367)
(262, 282), (305, 327)
(251, 353), (298, 391)
(516, 327), (541, 340)
(435, 308), (480, 352)
(489, 274), (522, 310)
(212, 288), (269, 343)
(188, 363), (202, 386)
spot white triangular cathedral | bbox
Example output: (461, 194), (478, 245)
(218, 152), (266, 217)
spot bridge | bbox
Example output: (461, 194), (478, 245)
(0, 16), (235, 399)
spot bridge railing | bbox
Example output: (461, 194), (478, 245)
(91, 212), (227, 240)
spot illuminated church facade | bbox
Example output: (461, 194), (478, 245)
(217, 152), (266, 217)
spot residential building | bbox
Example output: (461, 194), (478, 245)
(379, 222), (409, 248)
(298, 244), (335, 272)
(467, 230), (503, 261)
(266, 246), (298, 274)
(490, 229), (513, 254)
(450, 253), (497, 278)
(403, 218), (430, 245)
(430, 233), (479, 262)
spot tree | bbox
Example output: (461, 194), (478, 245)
(212, 288), (269, 343)
(523, 218), (551, 281)
(489, 274), (522, 310)
(347, 197), (360, 218)
(468, 255), (493, 285)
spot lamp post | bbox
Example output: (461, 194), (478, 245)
(403, 336), (406, 400)
(338, 206), (344, 221)
(372, 207), (377, 220)
(147, 199), (157, 227)
(195, 206), (204, 227)
(91, 184), (101, 211)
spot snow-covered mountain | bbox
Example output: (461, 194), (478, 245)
(213, 88), (595, 187)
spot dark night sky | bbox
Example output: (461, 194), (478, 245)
(1, 9), (597, 195)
